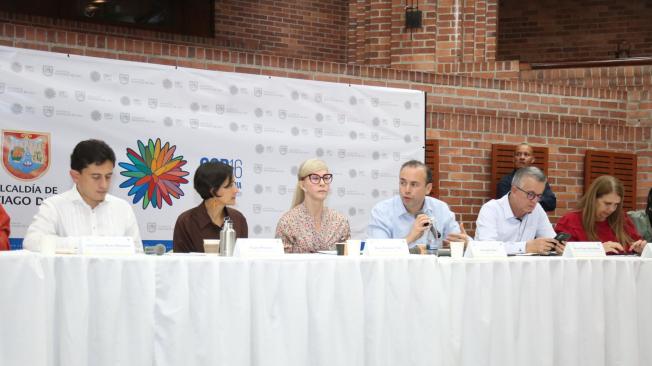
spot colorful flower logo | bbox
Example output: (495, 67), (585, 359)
(119, 138), (189, 209)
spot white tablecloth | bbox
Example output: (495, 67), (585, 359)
(1, 251), (651, 366)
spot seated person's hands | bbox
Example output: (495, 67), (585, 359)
(629, 239), (646, 254)
(406, 214), (432, 244)
(525, 237), (559, 254)
(602, 241), (625, 254)
(552, 239), (565, 254)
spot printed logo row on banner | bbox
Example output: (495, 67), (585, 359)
(0, 45), (424, 240)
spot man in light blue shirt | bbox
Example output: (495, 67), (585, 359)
(367, 160), (467, 248)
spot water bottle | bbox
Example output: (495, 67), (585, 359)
(224, 220), (236, 256)
(426, 215), (441, 253)
(219, 217), (237, 256)
(219, 219), (228, 256)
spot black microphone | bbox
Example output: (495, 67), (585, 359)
(415, 210), (440, 239)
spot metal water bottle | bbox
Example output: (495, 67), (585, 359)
(219, 218), (229, 256)
(220, 217), (237, 256)
(225, 220), (237, 256)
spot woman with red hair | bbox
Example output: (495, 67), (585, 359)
(555, 175), (646, 254)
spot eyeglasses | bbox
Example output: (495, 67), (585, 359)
(303, 173), (333, 184)
(514, 185), (543, 201)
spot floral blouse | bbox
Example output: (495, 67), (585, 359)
(275, 203), (351, 253)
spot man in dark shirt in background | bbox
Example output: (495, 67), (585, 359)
(496, 143), (556, 212)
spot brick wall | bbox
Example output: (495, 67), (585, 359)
(0, 0), (349, 63)
(348, 0), (499, 73)
(498, 0), (652, 63)
(520, 64), (652, 126)
(520, 64), (652, 90)
(215, 0), (347, 62)
(1, 17), (652, 235)
(430, 116), (652, 231)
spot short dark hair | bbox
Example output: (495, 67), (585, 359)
(193, 161), (234, 200)
(400, 160), (432, 184)
(70, 139), (116, 172)
(515, 143), (534, 155)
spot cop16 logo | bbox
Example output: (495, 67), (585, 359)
(200, 157), (243, 188)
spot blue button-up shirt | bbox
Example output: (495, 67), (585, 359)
(367, 196), (461, 248)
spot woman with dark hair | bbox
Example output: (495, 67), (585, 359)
(275, 158), (350, 253)
(555, 175), (647, 254)
(627, 187), (652, 242)
(173, 161), (248, 252)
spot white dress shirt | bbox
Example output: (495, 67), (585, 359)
(23, 186), (143, 252)
(474, 194), (555, 254)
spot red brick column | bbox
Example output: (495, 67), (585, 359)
(348, 0), (499, 73)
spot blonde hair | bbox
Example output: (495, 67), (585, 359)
(578, 175), (632, 244)
(291, 158), (329, 208)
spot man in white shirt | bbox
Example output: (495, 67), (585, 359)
(23, 139), (143, 252)
(368, 160), (468, 249)
(475, 166), (562, 255)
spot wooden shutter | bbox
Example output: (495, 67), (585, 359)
(425, 139), (440, 198)
(584, 150), (637, 211)
(490, 144), (549, 198)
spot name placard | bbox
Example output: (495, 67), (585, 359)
(363, 239), (409, 257)
(233, 238), (285, 257)
(79, 236), (136, 255)
(464, 241), (507, 259)
(639, 243), (651, 258)
(562, 242), (606, 258)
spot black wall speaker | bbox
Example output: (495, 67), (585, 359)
(405, 8), (422, 29)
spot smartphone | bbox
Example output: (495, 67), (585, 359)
(554, 232), (571, 242)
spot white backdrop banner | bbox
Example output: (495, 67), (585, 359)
(0, 45), (425, 247)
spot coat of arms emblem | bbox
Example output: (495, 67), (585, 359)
(2, 130), (50, 181)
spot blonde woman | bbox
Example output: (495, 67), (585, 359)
(275, 159), (350, 253)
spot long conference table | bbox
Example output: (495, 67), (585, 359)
(1, 250), (651, 366)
